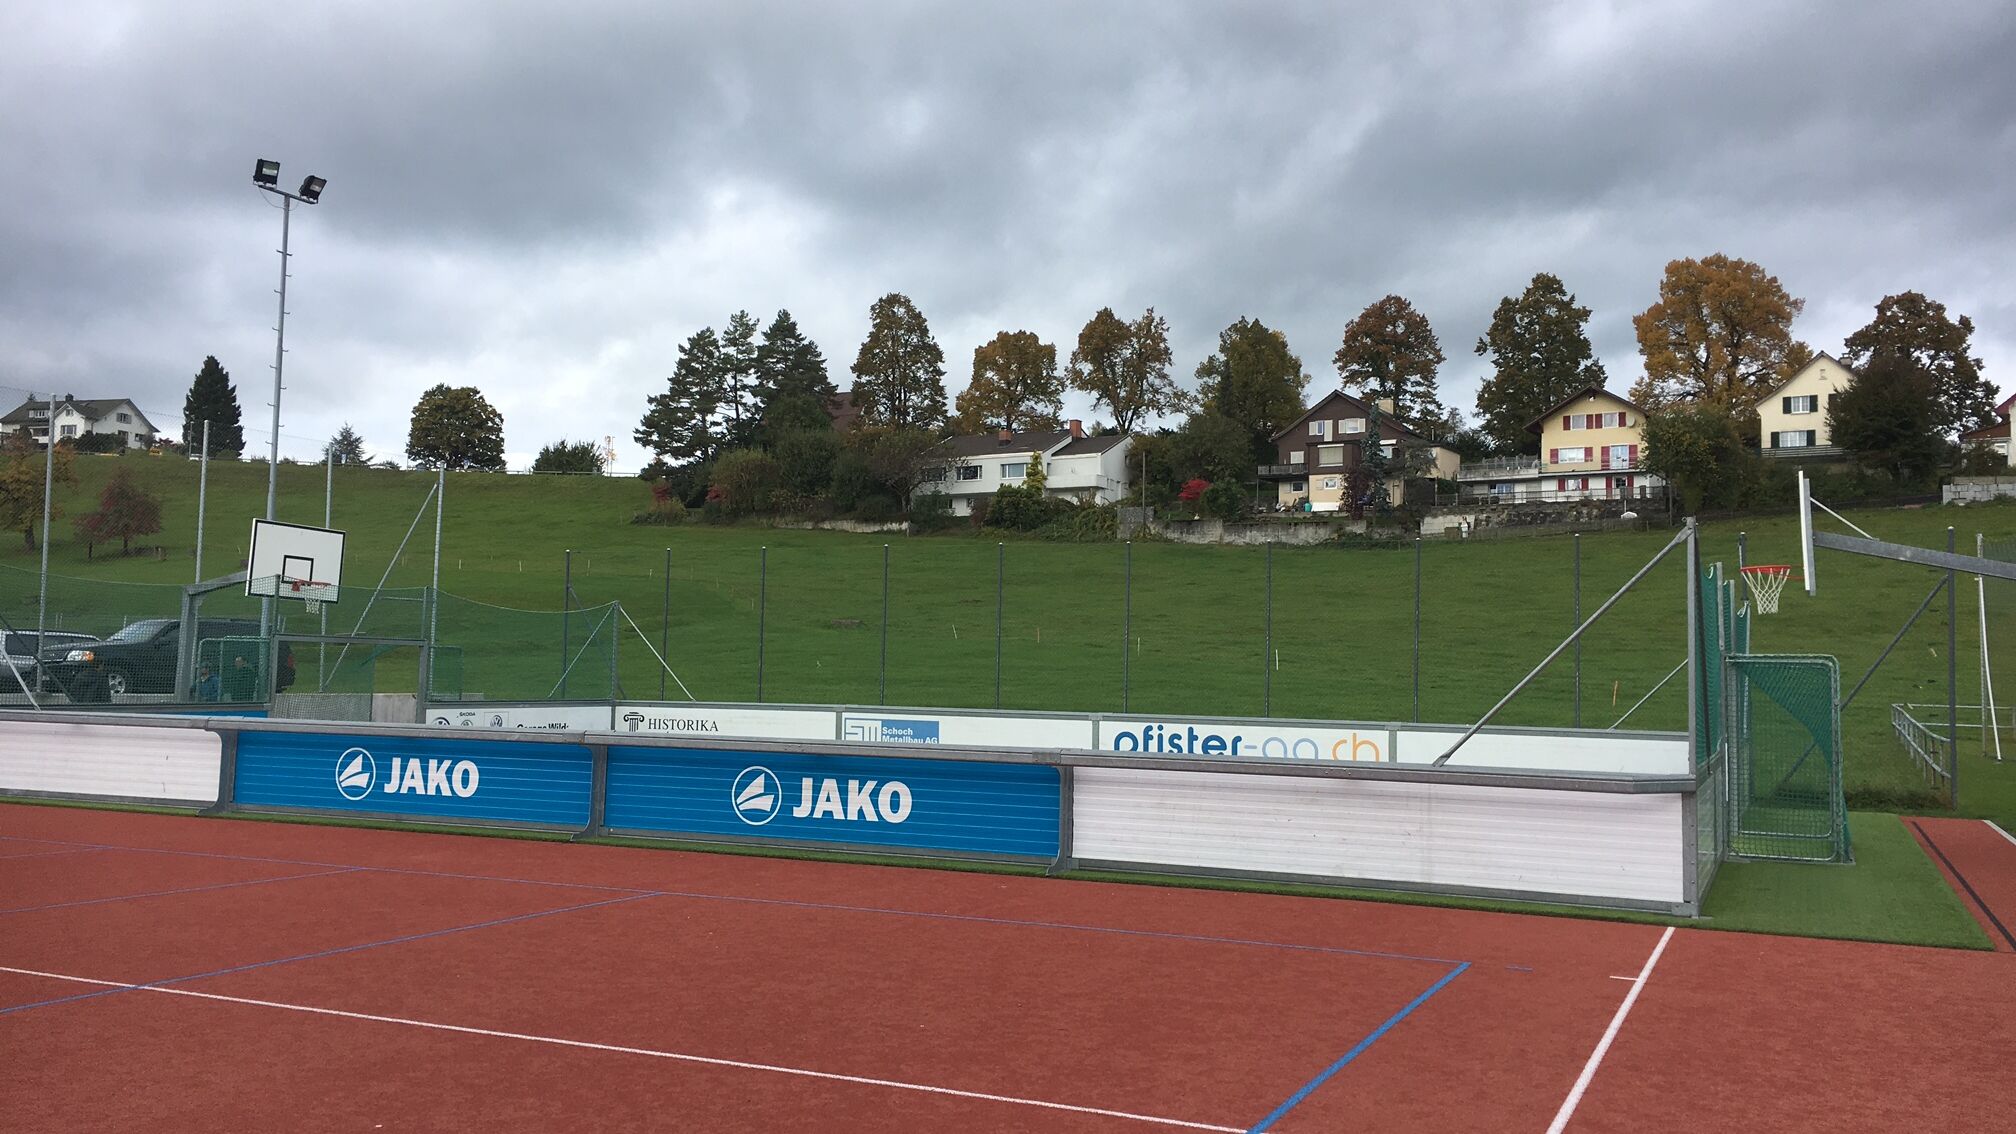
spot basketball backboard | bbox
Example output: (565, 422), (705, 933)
(247, 519), (346, 605)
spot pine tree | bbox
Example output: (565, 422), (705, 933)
(324, 423), (368, 465)
(851, 293), (948, 432)
(1472, 273), (1608, 454)
(755, 309), (834, 408)
(718, 310), (762, 449)
(181, 356), (245, 458)
(636, 328), (725, 466)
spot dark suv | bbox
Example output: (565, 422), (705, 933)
(39, 618), (297, 699)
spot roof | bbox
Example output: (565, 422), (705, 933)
(1750, 352), (1852, 406)
(1270, 388), (1432, 444)
(1961, 418), (2010, 443)
(935, 429), (1073, 459)
(1054, 434), (1129, 456)
(1524, 386), (1650, 434)
(1, 396), (156, 432)
(824, 389), (861, 432)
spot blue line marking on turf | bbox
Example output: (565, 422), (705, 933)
(0, 835), (1470, 966)
(0, 867), (361, 916)
(1245, 961), (1472, 1133)
(0, 892), (652, 1018)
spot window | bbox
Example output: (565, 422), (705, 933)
(1563, 412), (1627, 430)
(1782, 395), (1818, 415)
(1316, 444), (1345, 467)
(956, 465), (981, 481)
(1603, 444), (1633, 468)
(1291, 480), (1306, 493)
(1309, 421), (1327, 438)
(1321, 477), (1339, 490)
(1556, 477), (1589, 493)
(1772, 430), (1817, 449)
(1000, 462), (1026, 479)
(922, 467), (947, 482)
(116, 412), (132, 424)
(28, 408), (46, 419)
(60, 424), (76, 438)
(1342, 417), (1367, 434)
(1288, 450), (1305, 466)
(1551, 446), (1589, 464)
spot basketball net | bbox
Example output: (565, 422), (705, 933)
(290, 580), (325, 615)
(1740, 565), (1794, 615)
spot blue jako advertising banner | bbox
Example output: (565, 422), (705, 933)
(606, 746), (1060, 859)
(234, 730), (592, 827)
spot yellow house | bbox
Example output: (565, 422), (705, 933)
(1754, 353), (1855, 454)
(1523, 387), (1657, 500)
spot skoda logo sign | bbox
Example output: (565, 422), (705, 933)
(334, 747), (376, 801)
(731, 766), (782, 826)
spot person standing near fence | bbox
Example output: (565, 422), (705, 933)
(192, 665), (220, 703)
(224, 655), (257, 702)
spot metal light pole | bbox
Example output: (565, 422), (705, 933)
(194, 420), (211, 582)
(36, 391), (55, 645)
(250, 158), (326, 638)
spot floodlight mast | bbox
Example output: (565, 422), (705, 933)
(250, 158), (327, 638)
(1797, 469), (1817, 595)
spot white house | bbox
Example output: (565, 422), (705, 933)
(2, 396), (159, 449)
(1959, 392), (2014, 465)
(1754, 354), (1855, 456)
(918, 420), (1133, 516)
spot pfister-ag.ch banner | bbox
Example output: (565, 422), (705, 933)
(605, 746), (1061, 859)
(233, 730), (593, 827)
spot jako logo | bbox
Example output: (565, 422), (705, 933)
(335, 750), (482, 799)
(731, 766), (782, 825)
(1108, 723), (1384, 762)
(334, 748), (377, 801)
(731, 766), (915, 826)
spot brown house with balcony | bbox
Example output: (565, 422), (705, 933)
(1259, 390), (1458, 512)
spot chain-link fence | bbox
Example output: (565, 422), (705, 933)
(1727, 654), (1850, 862)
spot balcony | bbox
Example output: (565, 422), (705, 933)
(1760, 444), (1845, 461)
(1456, 456), (1542, 480)
(1257, 463), (1308, 480)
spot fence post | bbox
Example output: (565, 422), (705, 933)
(1573, 531), (1582, 727)
(1737, 531), (1747, 573)
(1948, 526), (1958, 808)
(659, 547), (670, 701)
(1413, 536), (1422, 722)
(1264, 540), (1273, 716)
(757, 545), (767, 703)
(560, 550), (572, 698)
(995, 541), (1004, 710)
(1122, 540), (1132, 712)
(879, 543), (890, 706)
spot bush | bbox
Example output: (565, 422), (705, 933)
(909, 491), (957, 533)
(708, 449), (782, 515)
(968, 495), (992, 528)
(1201, 479), (1250, 521)
(853, 494), (901, 523)
(987, 483), (1070, 531)
(1034, 501), (1119, 542)
(1954, 443), (2008, 477)
(69, 433), (125, 454)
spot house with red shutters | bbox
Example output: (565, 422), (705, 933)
(1454, 387), (1665, 503)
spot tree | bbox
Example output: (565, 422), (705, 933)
(1068, 307), (1184, 433)
(73, 466), (163, 555)
(1195, 317), (1307, 458)
(0, 433), (76, 550)
(405, 384), (506, 470)
(636, 328), (725, 466)
(532, 439), (606, 474)
(954, 330), (1063, 432)
(848, 425), (943, 505)
(718, 310), (763, 448)
(1473, 273), (1609, 454)
(181, 356), (244, 458)
(754, 309), (835, 409)
(773, 429), (841, 496)
(1827, 353), (1945, 481)
(1841, 291), (1996, 436)
(1630, 254), (1807, 415)
(1334, 295), (1447, 422)
(324, 423), (368, 465)
(851, 293), (948, 432)
(1641, 403), (1749, 513)
(1167, 413), (1256, 487)
(707, 449), (782, 516)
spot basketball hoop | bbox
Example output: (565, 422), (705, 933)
(1740, 565), (1795, 615)
(290, 579), (329, 615)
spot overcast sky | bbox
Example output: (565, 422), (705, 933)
(3, 1), (2011, 471)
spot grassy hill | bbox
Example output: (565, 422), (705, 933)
(5, 450), (2014, 821)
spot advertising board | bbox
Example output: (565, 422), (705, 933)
(429, 705), (614, 731)
(234, 730), (592, 826)
(605, 746), (1060, 858)
(612, 704), (835, 741)
(1099, 716), (1391, 763)
(839, 712), (1094, 750)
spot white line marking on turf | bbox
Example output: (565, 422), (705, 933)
(0, 965), (1242, 1132)
(1607, 975), (1636, 981)
(1544, 926), (1675, 1134)
(1988, 820), (2016, 850)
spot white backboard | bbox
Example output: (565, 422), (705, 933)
(247, 519), (346, 604)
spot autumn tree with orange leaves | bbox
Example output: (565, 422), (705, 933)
(1629, 254), (1810, 418)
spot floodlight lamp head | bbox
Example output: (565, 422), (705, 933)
(253, 158), (281, 187)
(297, 175), (326, 203)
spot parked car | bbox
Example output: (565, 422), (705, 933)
(38, 618), (296, 699)
(2, 630), (97, 694)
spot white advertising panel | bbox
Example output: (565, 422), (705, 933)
(1099, 717), (1392, 763)
(431, 705), (614, 732)
(839, 712), (1095, 750)
(1394, 729), (1689, 774)
(0, 720), (221, 803)
(613, 704), (835, 741)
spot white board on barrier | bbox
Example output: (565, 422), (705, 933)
(839, 711), (1094, 749)
(430, 706), (614, 731)
(613, 704), (836, 741)
(0, 720), (222, 803)
(1100, 716), (1392, 763)
(1393, 729), (1688, 774)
